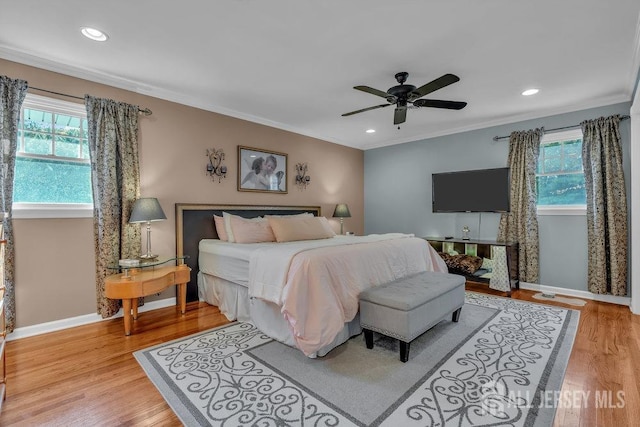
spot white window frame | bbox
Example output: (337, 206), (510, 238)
(536, 128), (586, 216)
(12, 94), (93, 219)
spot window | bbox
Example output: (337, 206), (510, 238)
(536, 129), (586, 215)
(13, 94), (93, 218)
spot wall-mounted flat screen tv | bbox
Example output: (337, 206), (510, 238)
(432, 167), (510, 213)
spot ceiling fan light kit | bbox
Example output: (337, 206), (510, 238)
(342, 72), (467, 126)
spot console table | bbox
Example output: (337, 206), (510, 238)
(105, 258), (191, 335)
(424, 237), (519, 295)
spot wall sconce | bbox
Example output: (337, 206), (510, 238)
(295, 162), (311, 190)
(206, 148), (227, 183)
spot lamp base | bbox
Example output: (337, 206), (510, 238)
(140, 223), (158, 260)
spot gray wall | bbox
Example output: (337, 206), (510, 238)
(364, 102), (631, 291)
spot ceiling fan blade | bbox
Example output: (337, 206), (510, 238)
(342, 103), (392, 117)
(413, 99), (467, 110)
(409, 74), (460, 100)
(394, 106), (407, 125)
(354, 85), (395, 100)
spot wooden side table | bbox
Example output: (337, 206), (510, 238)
(105, 263), (191, 335)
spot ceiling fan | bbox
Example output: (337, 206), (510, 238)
(342, 72), (467, 126)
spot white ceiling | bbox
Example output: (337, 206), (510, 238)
(1, 1), (639, 150)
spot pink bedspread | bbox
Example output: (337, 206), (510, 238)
(250, 235), (447, 355)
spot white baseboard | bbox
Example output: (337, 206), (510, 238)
(7, 298), (177, 341)
(6, 283), (633, 341)
(519, 282), (631, 307)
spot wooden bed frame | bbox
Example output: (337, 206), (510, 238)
(175, 204), (322, 302)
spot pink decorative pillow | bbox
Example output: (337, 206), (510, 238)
(268, 216), (335, 242)
(213, 215), (228, 241)
(223, 212), (263, 242)
(229, 215), (276, 243)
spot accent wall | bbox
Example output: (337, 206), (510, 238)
(364, 102), (631, 292)
(1, 58), (364, 330)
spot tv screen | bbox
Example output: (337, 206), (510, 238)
(432, 167), (510, 213)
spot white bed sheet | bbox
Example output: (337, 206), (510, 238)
(197, 271), (361, 357)
(197, 234), (447, 356)
(198, 240), (262, 287)
(197, 272), (250, 321)
(198, 234), (417, 290)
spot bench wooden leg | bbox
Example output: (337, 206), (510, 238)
(452, 307), (462, 322)
(400, 341), (410, 363)
(364, 329), (374, 349)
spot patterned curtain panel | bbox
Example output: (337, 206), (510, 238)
(0, 75), (28, 332)
(581, 115), (627, 296)
(498, 128), (543, 283)
(85, 95), (141, 318)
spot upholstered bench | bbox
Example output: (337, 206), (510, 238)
(359, 271), (465, 362)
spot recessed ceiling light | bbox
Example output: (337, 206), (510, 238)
(366, 129), (376, 133)
(522, 88), (539, 96)
(81, 27), (108, 42)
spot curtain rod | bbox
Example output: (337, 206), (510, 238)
(492, 114), (630, 141)
(29, 86), (153, 116)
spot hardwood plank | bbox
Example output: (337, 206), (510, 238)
(0, 289), (637, 426)
(0, 302), (227, 426)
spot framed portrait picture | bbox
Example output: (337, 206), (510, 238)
(237, 146), (288, 193)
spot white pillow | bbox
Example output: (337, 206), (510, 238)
(213, 215), (228, 241)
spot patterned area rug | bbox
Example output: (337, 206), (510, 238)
(134, 292), (578, 426)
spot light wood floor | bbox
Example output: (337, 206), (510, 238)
(0, 286), (638, 426)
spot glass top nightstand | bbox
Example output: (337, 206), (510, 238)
(107, 256), (189, 278)
(104, 258), (192, 335)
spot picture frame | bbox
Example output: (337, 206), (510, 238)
(237, 146), (288, 193)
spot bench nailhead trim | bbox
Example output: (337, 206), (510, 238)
(361, 324), (409, 342)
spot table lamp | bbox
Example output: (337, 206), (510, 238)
(129, 197), (167, 260)
(332, 203), (351, 235)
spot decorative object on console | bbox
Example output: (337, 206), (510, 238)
(332, 203), (351, 235)
(238, 146), (288, 194)
(129, 197), (167, 260)
(294, 162), (311, 190)
(439, 252), (483, 275)
(462, 225), (470, 240)
(118, 259), (140, 267)
(206, 148), (227, 183)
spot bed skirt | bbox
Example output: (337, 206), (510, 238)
(197, 271), (362, 357)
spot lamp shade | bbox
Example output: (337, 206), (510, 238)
(332, 203), (351, 218)
(129, 198), (167, 223)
